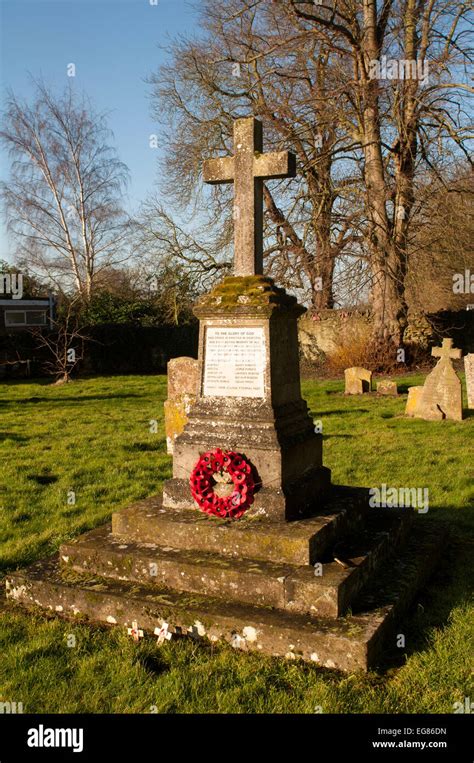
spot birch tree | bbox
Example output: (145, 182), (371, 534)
(1, 82), (130, 302)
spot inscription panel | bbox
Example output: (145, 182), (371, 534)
(203, 327), (265, 398)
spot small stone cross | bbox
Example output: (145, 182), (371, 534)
(127, 621), (144, 642)
(203, 116), (296, 276)
(431, 338), (462, 363)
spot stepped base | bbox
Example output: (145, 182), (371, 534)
(112, 485), (369, 566)
(5, 523), (444, 672)
(60, 507), (411, 617)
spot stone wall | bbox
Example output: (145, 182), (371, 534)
(298, 309), (371, 362)
(298, 308), (474, 362)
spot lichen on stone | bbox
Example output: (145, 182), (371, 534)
(194, 276), (305, 317)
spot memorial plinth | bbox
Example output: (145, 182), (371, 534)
(163, 276), (331, 520)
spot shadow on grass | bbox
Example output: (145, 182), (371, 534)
(6, 393), (144, 405)
(0, 378), (52, 388)
(308, 408), (370, 417)
(61, 507), (82, 518)
(322, 434), (353, 439)
(11, 512), (32, 524)
(129, 442), (165, 452)
(374, 509), (474, 673)
(135, 649), (171, 678)
(0, 432), (29, 442)
(27, 474), (58, 485)
(396, 383), (413, 394)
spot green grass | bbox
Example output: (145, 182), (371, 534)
(0, 376), (170, 571)
(1, 374), (473, 713)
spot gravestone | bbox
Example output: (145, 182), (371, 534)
(5, 116), (445, 672)
(164, 357), (198, 454)
(407, 338), (463, 421)
(465, 354), (474, 409)
(376, 380), (398, 396)
(344, 367), (372, 394)
(405, 386), (424, 417)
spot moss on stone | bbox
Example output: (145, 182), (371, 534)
(194, 276), (304, 316)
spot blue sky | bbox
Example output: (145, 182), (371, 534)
(0, 0), (201, 261)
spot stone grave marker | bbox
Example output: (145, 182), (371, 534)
(344, 367), (372, 394)
(406, 338), (463, 421)
(465, 354), (474, 409)
(405, 386), (424, 417)
(376, 380), (398, 396)
(164, 357), (198, 454)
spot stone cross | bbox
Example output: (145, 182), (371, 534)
(203, 117), (296, 276)
(432, 338), (462, 362)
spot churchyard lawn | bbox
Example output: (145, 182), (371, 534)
(1, 375), (472, 713)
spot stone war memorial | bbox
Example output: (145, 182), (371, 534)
(5, 118), (445, 672)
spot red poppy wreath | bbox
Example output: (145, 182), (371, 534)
(190, 448), (255, 519)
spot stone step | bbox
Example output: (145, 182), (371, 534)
(111, 485), (369, 566)
(5, 523), (444, 672)
(60, 526), (293, 611)
(286, 509), (412, 617)
(59, 509), (411, 617)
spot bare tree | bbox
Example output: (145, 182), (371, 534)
(406, 165), (474, 312)
(288, 0), (473, 346)
(1, 81), (130, 302)
(131, 195), (232, 294)
(148, 0), (363, 309)
(31, 301), (88, 384)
